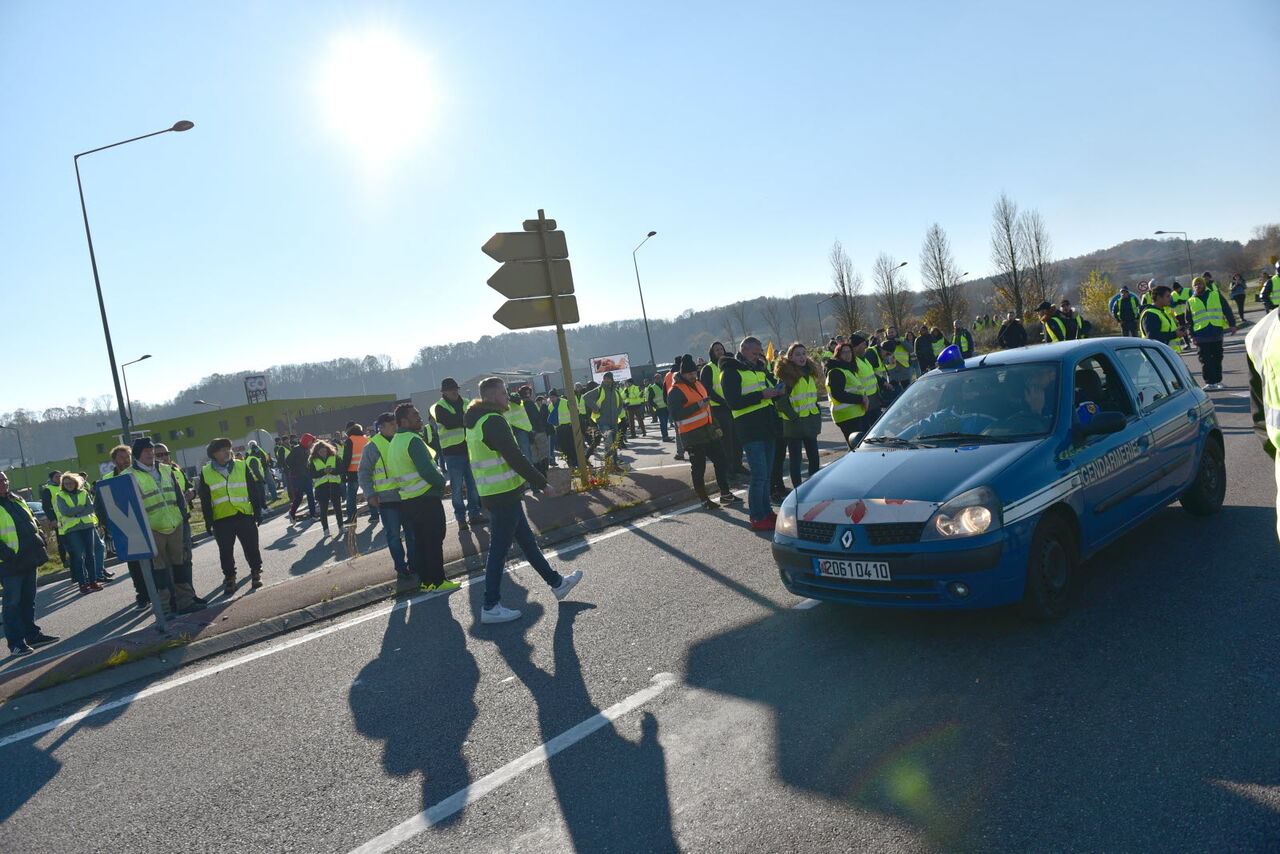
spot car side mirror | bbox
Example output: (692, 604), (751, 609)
(846, 431), (863, 450)
(1074, 410), (1125, 440)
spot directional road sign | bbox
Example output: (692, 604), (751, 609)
(487, 259), (574, 299)
(96, 473), (156, 561)
(493, 295), (579, 330)
(482, 230), (568, 262)
(523, 218), (556, 232)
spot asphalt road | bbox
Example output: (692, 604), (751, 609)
(1, 338), (1276, 853)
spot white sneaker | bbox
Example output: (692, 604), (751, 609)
(553, 570), (583, 601)
(481, 603), (522, 624)
(1202, 383), (1215, 391)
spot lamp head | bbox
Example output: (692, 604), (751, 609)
(171, 121), (195, 132)
(647, 231), (656, 237)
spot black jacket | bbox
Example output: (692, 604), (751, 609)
(915, 335), (936, 371)
(0, 493), (47, 577)
(997, 320), (1028, 349)
(718, 353), (779, 445)
(463, 400), (547, 509)
(285, 445), (311, 478)
(431, 397), (470, 458)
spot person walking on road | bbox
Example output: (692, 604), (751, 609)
(623, 378), (647, 438)
(199, 437), (265, 595)
(700, 342), (743, 475)
(385, 403), (454, 593)
(1230, 273), (1249, 324)
(1111, 286), (1142, 336)
(1246, 306), (1280, 541)
(359, 413), (416, 575)
(1259, 267), (1277, 314)
(668, 354), (735, 509)
(647, 376), (671, 441)
(308, 439), (345, 538)
(586, 372), (626, 467)
(720, 336), (785, 531)
(466, 377), (582, 623)
(774, 343), (823, 490)
(548, 389), (582, 470)
(1187, 275), (1238, 390)
(0, 471), (58, 657)
(432, 379), (486, 531)
(285, 434), (318, 523)
(504, 386), (536, 463)
(52, 472), (101, 596)
(131, 438), (204, 614)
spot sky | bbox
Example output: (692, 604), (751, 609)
(3, 0), (1277, 414)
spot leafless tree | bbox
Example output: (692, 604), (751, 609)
(920, 223), (969, 331)
(787, 294), (805, 342)
(1021, 209), (1059, 306)
(829, 240), (865, 337)
(728, 301), (753, 344)
(873, 252), (912, 331)
(722, 314), (737, 345)
(990, 192), (1028, 316)
(760, 297), (787, 347)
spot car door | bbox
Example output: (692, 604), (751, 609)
(1067, 352), (1158, 550)
(1113, 344), (1199, 506)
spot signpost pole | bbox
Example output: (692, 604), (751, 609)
(139, 558), (169, 632)
(533, 209), (591, 488)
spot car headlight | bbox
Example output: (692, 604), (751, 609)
(775, 491), (798, 538)
(921, 486), (1002, 541)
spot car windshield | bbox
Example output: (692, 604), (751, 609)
(867, 361), (1061, 443)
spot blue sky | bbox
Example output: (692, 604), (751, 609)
(3, 0), (1277, 413)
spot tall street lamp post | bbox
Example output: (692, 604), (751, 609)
(0, 425), (28, 492)
(1154, 230), (1194, 283)
(121, 354), (152, 426)
(632, 231), (658, 370)
(75, 120), (194, 443)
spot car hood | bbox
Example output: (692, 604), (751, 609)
(800, 440), (1040, 506)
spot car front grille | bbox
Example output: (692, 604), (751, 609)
(796, 520), (836, 543)
(863, 522), (927, 546)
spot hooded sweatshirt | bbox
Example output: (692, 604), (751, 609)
(464, 399), (547, 508)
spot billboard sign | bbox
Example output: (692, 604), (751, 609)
(590, 353), (631, 383)
(244, 374), (268, 404)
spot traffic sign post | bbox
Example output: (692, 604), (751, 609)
(484, 210), (591, 489)
(96, 473), (169, 631)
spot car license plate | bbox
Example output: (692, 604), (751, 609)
(813, 558), (891, 581)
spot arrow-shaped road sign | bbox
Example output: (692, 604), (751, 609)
(482, 230), (568, 263)
(493, 295), (579, 330)
(96, 474), (157, 561)
(487, 259), (574, 299)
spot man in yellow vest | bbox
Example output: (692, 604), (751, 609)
(623, 378), (647, 438)
(1139, 285), (1181, 350)
(199, 437), (265, 595)
(586, 372), (626, 466)
(339, 424), (371, 524)
(720, 336), (786, 530)
(431, 378), (486, 530)
(359, 413), (415, 575)
(1246, 307), (1280, 541)
(386, 403), (454, 592)
(1, 471), (58, 656)
(466, 376), (583, 623)
(128, 438), (205, 614)
(1187, 275), (1237, 390)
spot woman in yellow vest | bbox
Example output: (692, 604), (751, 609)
(309, 439), (345, 537)
(825, 337), (878, 442)
(52, 472), (101, 594)
(774, 343), (823, 490)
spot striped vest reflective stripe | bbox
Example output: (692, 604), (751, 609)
(133, 465), (183, 531)
(731, 366), (772, 419)
(202, 461), (253, 520)
(830, 359), (877, 423)
(384, 432), (431, 500)
(368, 434), (399, 497)
(0, 499), (36, 551)
(504, 399), (533, 433)
(311, 453), (342, 487)
(54, 489), (97, 535)
(433, 399), (466, 449)
(708, 362), (724, 407)
(780, 375), (819, 420)
(1188, 291), (1226, 331)
(673, 382), (713, 433)
(346, 434), (369, 470)
(466, 412), (526, 496)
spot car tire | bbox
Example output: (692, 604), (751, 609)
(1019, 514), (1078, 620)
(1179, 439), (1225, 517)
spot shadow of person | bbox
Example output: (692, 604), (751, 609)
(485, 599), (679, 852)
(350, 592), (478, 823)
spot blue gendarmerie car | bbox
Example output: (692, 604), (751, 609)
(772, 338), (1226, 618)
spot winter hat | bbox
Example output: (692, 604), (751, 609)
(677, 354), (697, 374)
(440, 377), (459, 391)
(131, 436), (154, 457)
(300, 433), (316, 448)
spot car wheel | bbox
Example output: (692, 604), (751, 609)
(1019, 514), (1078, 620)
(1179, 439), (1225, 517)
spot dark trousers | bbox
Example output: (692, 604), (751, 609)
(555, 424), (580, 468)
(786, 436), (820, 488)
(770, 438), (787, 490)
(483, 500), (563, 609)
(1, 570), (40, 650)
(400, 495), (445, 586)
(626, 406), (646, 437)
(686, 439), (730, 497)
(343, 475), (362, 521)
(1196, 339), (1225, 384)
(712, 406), (742, 472)
(126, 560), (146, 601)
(836, 414), (873, 442)
(212, 513), (262, 579)
(656, 408), (670, 440)
(316, 483), (344, 532)
(1233, 295), (1247, 321)
(1121, 320), (1138, 337)
(288, 474), (316, 518)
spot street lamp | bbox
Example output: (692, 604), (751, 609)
(0, 425), (28, 492)
(632, 231), (658, 370)
(1154, 230), (1194, 283)
(121, 354), (152, 426)
(75, 120), (194, 444)
(192, 399), (222, 410)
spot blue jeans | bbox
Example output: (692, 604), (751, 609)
(344, 478), (362, 521)
(657, 408), (670, 440)
(288, 474), (316, 517)
(515, 430), (532, 462)
(441, 454), (481, 520)
(1, 570), (40, 649)
(377, 500), (415, 574)
(264, 467), (279, 501)
(92, 530), (107, 581)
(483, 501), (563, 609)
(741, 440), (772, 521)
(64, 528), (96, 585)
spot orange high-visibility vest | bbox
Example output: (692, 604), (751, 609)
(346, 435), (369, 473)
(673, 381), (713, 434)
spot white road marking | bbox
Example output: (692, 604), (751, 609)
(0, 497), (717, 748)
(791, 598), (821, 610)
(348, 672), (678, 854)
(1231, 392), (1249, 398)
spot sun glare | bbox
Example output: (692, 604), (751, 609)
(316, 29), (435, 170)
